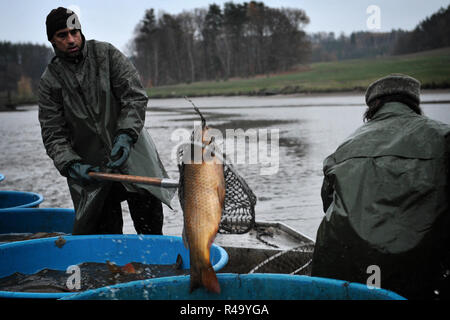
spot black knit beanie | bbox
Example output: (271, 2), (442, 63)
(46, 7), (82, 41)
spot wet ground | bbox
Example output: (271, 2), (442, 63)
(1, 91), (449, 239)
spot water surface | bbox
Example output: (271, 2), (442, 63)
(1, 91), (449, 239)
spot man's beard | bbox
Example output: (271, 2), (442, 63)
(67, 45), (82, 58)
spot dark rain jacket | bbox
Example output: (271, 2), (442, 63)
(311, 102), (450, 299)
(38, 39), (175, 234)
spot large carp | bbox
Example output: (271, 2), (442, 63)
(178, 104), (225, 293)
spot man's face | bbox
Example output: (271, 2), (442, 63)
(51, 28), (82, 56)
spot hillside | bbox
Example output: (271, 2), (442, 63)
(147, 47), (450, 98)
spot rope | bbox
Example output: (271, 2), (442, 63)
(248, 243), (314, 274)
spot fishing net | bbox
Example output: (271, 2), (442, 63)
(219, 160), (257, 234)
(248, 243), (315, 275)
(177, 142), (257, 235)
(178, 98), (257, 234)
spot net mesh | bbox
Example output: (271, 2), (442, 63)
(219, 160), (257, 234)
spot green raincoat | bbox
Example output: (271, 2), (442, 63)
(311, 102), (450, 299)
(38, 39), (175, 234)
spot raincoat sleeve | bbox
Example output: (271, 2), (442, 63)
(108, 43), (148, 143)
(38, 74), (82, 176)
(321, 155), (336, 213)
(447, 132), (450, 199)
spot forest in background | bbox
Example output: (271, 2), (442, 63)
(1, 2), (449, 106)
(0, 43), (53, 106)
(132, 2), (310, 87)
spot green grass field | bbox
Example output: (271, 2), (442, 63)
(147, 47), (450, 98)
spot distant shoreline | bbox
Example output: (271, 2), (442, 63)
(147, 87), (450, 100)
(146, 47), (450, 99)
(2, 88), (449, 112)
(2, 46), (449, 108)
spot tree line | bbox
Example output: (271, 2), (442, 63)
(1, 3), (449, 106)
(308, 30), (405, 62)
(393, 4), (450, 54)
(309, 4), (450, 62)
(131, 1), (310, 87)
(0, 42), (53, 106)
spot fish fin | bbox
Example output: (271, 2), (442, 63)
(207, 136), (215, 145)
(208, 224), (219, 250)
(176, 254), (183, 270)
(121, 263), (136, 274)
(182, 226), (189, 249)
(202, 266), (221, 294)
(106, 260), (121, 274)
(190, 265), (220, 294)
(185, 96), (206, 128)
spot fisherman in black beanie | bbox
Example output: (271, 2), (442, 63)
(39, 7), (172, 236)
(45, 7), (85, 62)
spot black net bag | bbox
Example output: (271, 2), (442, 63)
(219, 159), (257, 234)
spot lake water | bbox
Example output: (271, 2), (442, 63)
(1, 91), (449, 239)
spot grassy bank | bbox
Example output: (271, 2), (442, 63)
(2, 47), (449, 107)
(147, 47), (450, 98)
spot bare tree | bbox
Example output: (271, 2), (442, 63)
(131, 1), (311, 86)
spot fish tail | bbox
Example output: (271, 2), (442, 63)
(202, 265), (220, 294)
(190, 264), (220, 294)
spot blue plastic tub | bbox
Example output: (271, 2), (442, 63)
(62, 273), (406, 300)
(0, 234), (228, 299)
(0, 191), (44, 210)
(0, 208), (75, 234)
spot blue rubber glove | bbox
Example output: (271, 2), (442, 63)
(107, 133), (134, 169)
(67, 162), (100, 183)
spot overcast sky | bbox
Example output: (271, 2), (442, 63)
(0, 0), (449, 53)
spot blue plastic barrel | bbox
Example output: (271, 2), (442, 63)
(0, 208), (75, 234)
(62, 273), (406, 300)
(0, 234), (228, 299)
(0, 174), (4, 182)
(0, 191), (44, 210)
